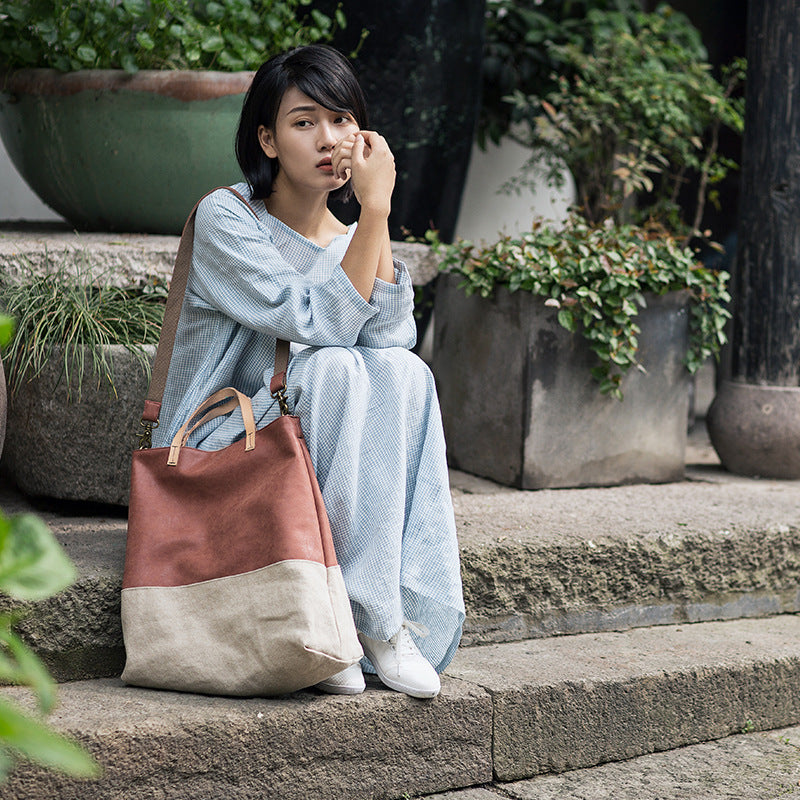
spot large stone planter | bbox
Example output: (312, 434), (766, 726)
(432, 276), (690, 489)
(0, 69), (252, 234)
(1, 345), (155, 505)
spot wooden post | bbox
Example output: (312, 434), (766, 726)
(731, 0), (800, 384)
(707, 0), (800, 477)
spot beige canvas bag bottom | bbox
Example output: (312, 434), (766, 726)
(121, 559), (362, 696)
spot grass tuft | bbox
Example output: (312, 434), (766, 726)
(0, 253), (166, 401)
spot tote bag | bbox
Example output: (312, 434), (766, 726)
(120, 189), (363, 695)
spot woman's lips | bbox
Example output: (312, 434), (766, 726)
(317, 157), (334, 173)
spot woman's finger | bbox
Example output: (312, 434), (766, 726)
(351, 133), (366, 163)
(358, 131), (390, 157)
(331, 143), (354, 180)
(333, 157), (352, 181)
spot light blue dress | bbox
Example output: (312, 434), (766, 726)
(153, 184), (465, 673)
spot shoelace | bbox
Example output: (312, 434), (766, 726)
(392, 620), (430, 659)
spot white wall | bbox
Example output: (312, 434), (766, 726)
(0, 137), (64, 222)
(454, 136), (574, 244)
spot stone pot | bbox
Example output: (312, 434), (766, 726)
(1, 345), (155, 505)
(0, 69), (252, 234)
(432, 276), (691, 489)
(707, 381), (800, 479)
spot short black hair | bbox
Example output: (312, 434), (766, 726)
(236, 45), (368, 202)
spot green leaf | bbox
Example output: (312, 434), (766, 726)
(0, 629), (57, 713)
(557, 309), (577, 332)
(0, 697), (99, 778)
(0, 512), (76, 602)
(135, 31), (155, 51)
(205, 2), (225, 22)
(120, 53), (138, 73)
(121, 0), (147, 17)
(200, 32), (224, 52)
(76, 45), (97, 64)
(0, 315), (14, 349)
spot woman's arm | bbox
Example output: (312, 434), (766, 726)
(335, 132), (397, 298)
(191, 189), (379, 347)
(376, 230), (396, 284)
(355, 257), (417, 349)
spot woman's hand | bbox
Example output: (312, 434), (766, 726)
(332, 131), (395, 216)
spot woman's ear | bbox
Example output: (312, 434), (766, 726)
(258, 125), (277, 159)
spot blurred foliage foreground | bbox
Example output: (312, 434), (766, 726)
(0, 312), (100, 784)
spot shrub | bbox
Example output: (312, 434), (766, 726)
(0, 0), (347, 72)
(437, 214), (731, 398)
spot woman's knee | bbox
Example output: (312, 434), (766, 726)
(301, 346), (369, 395)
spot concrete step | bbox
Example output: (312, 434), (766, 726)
(4, 615), (800, 799)
(0, 226), (440, 287)
(1, 460), (800, 682)
(419, 726), (800, 799)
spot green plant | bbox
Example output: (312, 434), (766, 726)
(0, 259), (165, 401)
(0, 0), (350, 73)
(505, 5), (745, 237)
(436, 214), (731, 399)
(480, 0), (642, 147)
(0, 313), (99, 782)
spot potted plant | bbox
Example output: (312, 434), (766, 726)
(0, 259), (165, 505)
(0, 0), (345, 234)
(503, 4), (745, 234)
(431, 4), (743, 489)
(433, 216), (730, 488)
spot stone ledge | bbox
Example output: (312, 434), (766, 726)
(0, 676), (492, 800)
(2, 471), (800, 682)
(420, 727), (800, 799)
(4, 616), (800, 798)
(447, 615), (800, 781)
(0, 226), (441, 287)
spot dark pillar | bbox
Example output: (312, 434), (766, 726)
(707, 0), (800, 477)
(325, 0), (486, 242)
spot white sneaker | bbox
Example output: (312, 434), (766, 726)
(315, 662), (365, 695)
(358, 621), (441, 699)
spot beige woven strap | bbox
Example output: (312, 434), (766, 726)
(142, 187), (290, 425)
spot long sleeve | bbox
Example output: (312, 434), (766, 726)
(355, 260), (417, 349)
(190, 188), (379, 348)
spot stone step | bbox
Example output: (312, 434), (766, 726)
(419, 726), (800, 800)
(1, 462), (800, 682)
(0, 226), (440, 287)
(4, 615), (800, 799)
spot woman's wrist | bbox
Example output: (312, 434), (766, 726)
(358, 200), (392, 220)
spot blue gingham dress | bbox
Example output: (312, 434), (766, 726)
(153, 184), (465, 674)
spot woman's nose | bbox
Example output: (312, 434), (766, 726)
(317, 121), (337, 150)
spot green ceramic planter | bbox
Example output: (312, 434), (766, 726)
(0, 69), (253, 234)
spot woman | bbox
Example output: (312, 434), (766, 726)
(154, 44), (464, 699)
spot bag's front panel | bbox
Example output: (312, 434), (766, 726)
(124, 416), (328, 588)
(121, 560), (361, 696)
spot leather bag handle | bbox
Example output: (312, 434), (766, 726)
(167, 387), (256, 466)
(139, 186), (290, 446)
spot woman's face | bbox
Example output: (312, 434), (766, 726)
(258, 86), (360, 195)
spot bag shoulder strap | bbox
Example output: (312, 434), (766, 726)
(139, 186), (290, 439)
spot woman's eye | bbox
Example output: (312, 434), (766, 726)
(295, 120), (312, 128)
(335, 116), (353, 124)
